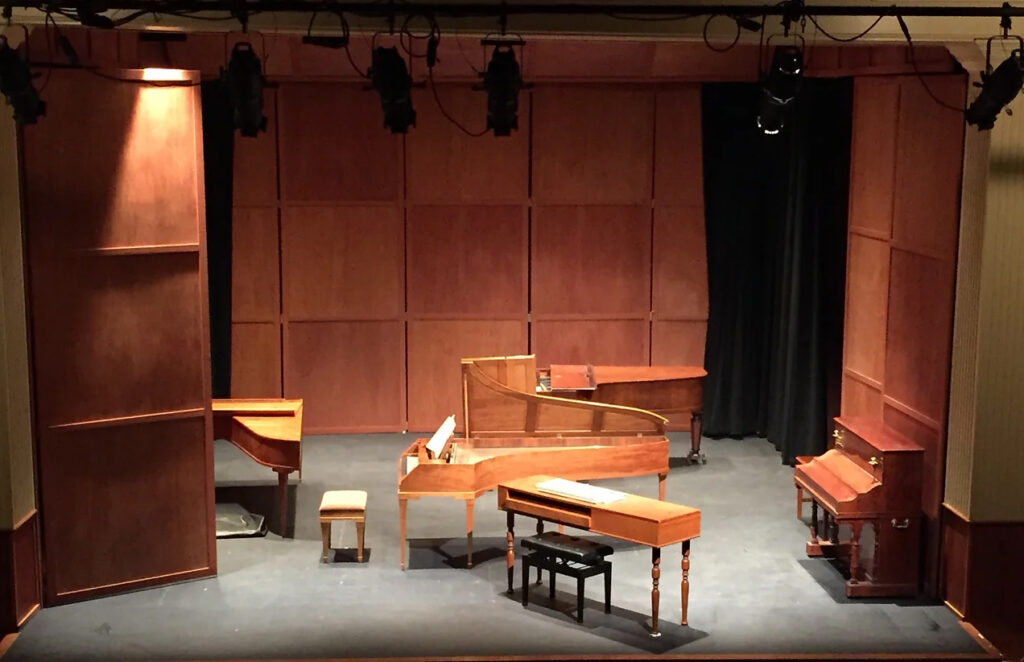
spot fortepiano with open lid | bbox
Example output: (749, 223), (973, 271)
(397, 356), (670, 569)
(793, 416), (923, 597)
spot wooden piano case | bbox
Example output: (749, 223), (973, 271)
(795, 417), (924, 598)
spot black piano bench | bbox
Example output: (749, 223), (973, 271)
(520, 531), (613, 623)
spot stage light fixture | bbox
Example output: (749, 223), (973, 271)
(369, 46), (415, 134)
(966, 47), (1024, 130)
(223, 42), (267, 138)
(0, 35), (45, 124)
(482, 44), (523, 136)
(757, 45), (803, 136)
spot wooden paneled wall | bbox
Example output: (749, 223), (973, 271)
(841, 75), (966, 596)
(230, 83), (707, 433)
(21, 70), (216, 603)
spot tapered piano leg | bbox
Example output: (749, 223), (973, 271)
(506, 512), (515, 594)
(810, 501), (819, 545)
(658, 473), (667, 501)
(650, 547), (662, 637)
(466, 499), (474, 568)
(849, 521), (862, 585)
(681, 540), (690, 626)
(275, 470), (290, 538)
(686, 412), (705, 464)
(399, 497), (408, 571)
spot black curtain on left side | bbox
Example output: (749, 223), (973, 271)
(201, 81), (234, 398)
(701, 79), (851, 464)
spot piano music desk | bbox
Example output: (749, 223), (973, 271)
(498, 475), (700, 637)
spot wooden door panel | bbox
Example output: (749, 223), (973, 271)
(532, 319), (649, 367)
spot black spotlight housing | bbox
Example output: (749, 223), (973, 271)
(966, 49), (1024, 130)
(482, 45), (523, 137)
(0, 35), (45, 124)
(369, 46), (415, 134)
(758, 45), (803, 136)
(223, 42), (267, 138)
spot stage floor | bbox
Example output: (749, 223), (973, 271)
(5, 433), (983, 660)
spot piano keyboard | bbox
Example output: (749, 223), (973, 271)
(536, 478), (626, 505)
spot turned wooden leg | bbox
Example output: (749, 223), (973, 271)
(466, 499), (475, 568)
(651, 547), (662, 637)
(320, 520), (331, 562)
(810, 500), (819, 544)
(506, 511), (515, 594)
(399, 497), (408, 571)
(795, 484), (803, 519)
(356, 520), (365, 563)
(681, 541), (690, 625)
(829, 514), (839, 544)
(658, 473), (667, 501)
(276, 470), (290, 537)
(849, 521), (863, 584)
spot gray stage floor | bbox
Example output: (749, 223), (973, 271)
(6, 433), (982, 660)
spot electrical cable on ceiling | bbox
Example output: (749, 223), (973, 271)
(703, 14), (742, 52)
(806, 13), (883, 42)
(428, 59), (487, 137)
(896, 14), (967, 113)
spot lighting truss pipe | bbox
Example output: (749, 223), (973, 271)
(3, 2), (1024, 19)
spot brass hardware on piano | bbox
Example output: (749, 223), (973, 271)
(795, 417), (924, 598)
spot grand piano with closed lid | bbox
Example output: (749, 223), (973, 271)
(397, 355), (670, 570)
(794, 416), (923, 597)
(212, 398), (303, 536)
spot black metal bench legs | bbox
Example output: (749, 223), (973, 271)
(521, 553), (612, 623)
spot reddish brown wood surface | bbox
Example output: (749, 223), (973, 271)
(0, 511), (40, 635)
(231, 207), (279, 323)
(407, 321), (527, 432)
(841, 74), (966, 597)
(232, 89), (278, 206)
(281, 205), (404, 320)
(407, 206), (528, 316)
(21, 70), (215, 603)
(533, 320), (649, 368)
(231, 323), (282, 398)
(532, 88), (653, 205)
(284, 321), (405, 432)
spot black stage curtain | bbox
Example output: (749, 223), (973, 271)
(201, 81), (234, 398)
(701, 79), (851, 463)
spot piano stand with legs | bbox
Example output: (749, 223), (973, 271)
(795, 417), (924, 598)
(498, 475), (700, 637)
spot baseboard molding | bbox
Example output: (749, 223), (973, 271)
(0, 510), (41, 636)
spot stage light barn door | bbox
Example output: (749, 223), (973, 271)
(20, 70), (216, 603)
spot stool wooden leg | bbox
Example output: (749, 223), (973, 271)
(577, 575), (585, 623)
(796, 485), (803, 519)
(604, 563), (612, 613)
(356, 519), (365, 563)
(522, 558), (529, 606)
(320, 520), (331, 562)
(535, 520), (544, 584)
(466, 499), (475, 569)
(681, 540), (690, 626)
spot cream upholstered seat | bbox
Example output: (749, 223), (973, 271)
(319, 490), (367, 563)
(320, 490), (367, 514)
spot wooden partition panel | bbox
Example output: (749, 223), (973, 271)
(841, 74), (965, 596)
(21, 70), (215, 603)
(233, 82), (708, 432)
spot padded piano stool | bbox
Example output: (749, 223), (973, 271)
(319, 490), (367, 563)
(520, 532), (612, 623)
